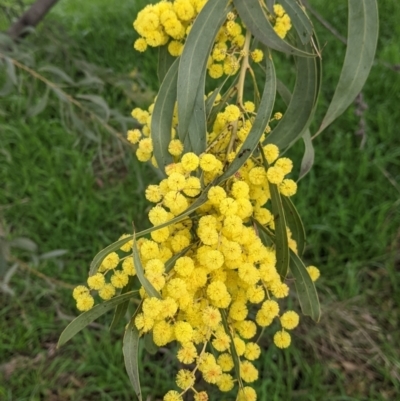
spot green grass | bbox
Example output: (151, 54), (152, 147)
(1, 0), (399, 400)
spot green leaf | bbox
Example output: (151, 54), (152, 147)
(216, 55), (276, 184)
(264, 37), (320, 150)
(281, 196), (305, 256)
(39, 65), (75, 85)
(269, 183), (289, 278)
(158, 45), (175, 84)
(4, 57), (17, 85)
(27, 88), (49, 118)
(266, 0), (275, 13)
(298, 130), (314, 181)
(144, 332), (158, 355)
(280, 0), (313, 45)
(177, 0), (231, 139)
(186, 69), (207, 155)
(289, 250), (321, 322)
(123, 318), (142, 401)
(57, 291), (138, 347)
(151, 57), (178, 173)
(133, 227), (162, 299)
(221, 310), (244, 391)
(315, 0), (379, 136)
(253, 219), (275, 247)
(233, 0), (314, 57)
(205, 74), (232, 117)
(76, 94), (111, 121)
(109, 275), (136, 331)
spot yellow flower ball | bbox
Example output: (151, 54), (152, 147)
(274, 330), (291, 348)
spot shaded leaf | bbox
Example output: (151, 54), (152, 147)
(144, 332), (158, 355)
(158, 45), (175, 84)
(10, 237), (37, 252)
(233, 0), (314, 57)
(109, 275), (136, 331)
(298, 130), (314, 181)
(27, 88), (49, 118)
(269, 183), (289, 278)
(289, 250), (321, 321)
(151, 57), (178, 173)
(58, 291), (139, 347)
(39, 65), (75, 85)
(123, 318), (142, 401)
(281, 196), (305, 256)
(315, 0), (379, 136)
(178, 0), (231, 139)
(132, 227), (162, 299)
(264, 37), (320, 150)
(39, 249), (68, 259)
(216, 55), (276, 184)
(4, 57), (17, 85)
(76, 94), (110, 121)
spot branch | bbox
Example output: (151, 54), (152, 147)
(7, 0), (60, 40)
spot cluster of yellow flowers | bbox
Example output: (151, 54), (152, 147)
(71, 2), (319, 400)
(133, 0), (291, 79)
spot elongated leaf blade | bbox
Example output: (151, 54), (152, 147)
(144, 332), (158, 355)
(109, 275), (136, 331)
(123, 319), (142, 401)
(289, 250), (321, 322)
(58, 291), (138, 347)
(216, 56), (276, 184)
(298, 130), (314, 181)
(281, 196), (305, 256)
(265, 38), (320, 150)
(151, 58), (178, 173)
(221, 310), (244, 391)
(187, 69), (207, 154)
(178, 0), (231, 139)
(165, 245), (192, 274)
(157, 45), (175, 84)
(280, 0), (313, 45)
(132, 227), (162, 299)
(233, 0), (314, 57)
(315, 0), (378, 136)
(269, 183), (289, 278)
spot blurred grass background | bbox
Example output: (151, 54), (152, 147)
(0, 0), (399, 400)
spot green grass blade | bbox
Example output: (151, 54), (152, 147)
(151, 57), (179, 173)
(132, 226), (162, 299)
(281, 196), (306, 256)
(315, 0), (379, 136)
(298, 130), (314, 181)
(264, 38), (320, 150)
(233, 0), (314, 57)
(280, 0), (313, 45)
(123, 319), (142, 401)
(221, 310), (244, 391)
(216, 56), (276, 184)
(109, 275), (136, 331)
(289, 250), (321, 322)
(57, 291), (139, 347)
(157, 45), (175, 84)
(177, 0), (231, 139)
(269, 183), (289, 278)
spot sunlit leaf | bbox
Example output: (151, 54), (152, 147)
(157, 44), (175, 84)
(298, 130), (314, 181)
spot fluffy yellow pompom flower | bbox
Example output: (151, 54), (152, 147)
(174, 321), (194, 344)
(87, 273), (105, 290)
(183, 176), (201, 197)
(111, 271), (129, 288)
(244, 342), (261, 361)
(274, 330), (291, 348)
(181, 152), (199, 172)
(209, 64), (224, 79)
(177, 342), (198, 364)
(72, 285), (89, 300)
(207, 186), (227, 205)
(225, 104), (241, 122)
(202, 306), (222, 328)
(280, 310), (300, 330)
(163, 390), (183, 401)
(148, 206), (169, 225)
(238, 386), (257, 401)
(145, 184), (162, 203)
(76, 294), (94, 312)
(153, 320), (173, 346)
(134, 38), (147, 52)
(249, 167), (267, 185)
(279, 179), (297, 197)
(176, 369), (195, 390)
(240, 361), (259, 383)
(306, 265), (321, 281)
(167, 172), (186, 191)
(267, 166), (285, 184)
(168, 40), (183, 57)
(263, 144), (279, 164)
(174, 256), (195, 277)
(217, 373), (234, 392)
(127, 128), (142, 144)
(101, 252), (119, 270)
(200, 154), (219, 172)
(98, 283), (115, 300)
(168, 139), (184, 156)
(251, 49), (264, 63)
